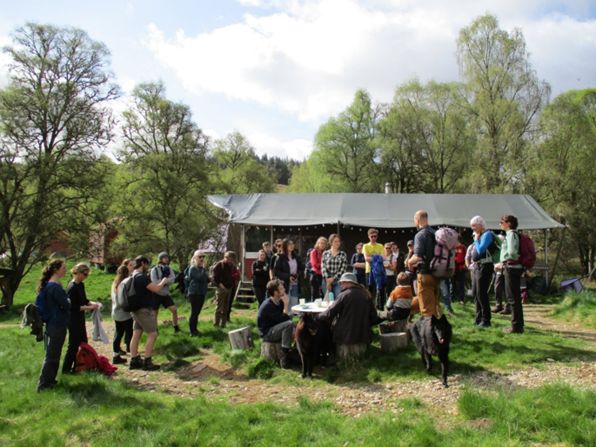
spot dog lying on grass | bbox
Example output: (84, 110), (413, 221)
(409, 314), (452, 387)
(295, 313), (333, 378)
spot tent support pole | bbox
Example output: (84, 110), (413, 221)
(337, 222), (340, 236)
(270, 226), (273, 245)
(240, 224), (246, 281)
(543, 229), (549, 285)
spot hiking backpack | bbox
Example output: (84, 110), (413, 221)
(518, 232), (536, 270)
(430, 227), (459, 278)
(116, 274), (137, 312)
(75, 342), (117, 376)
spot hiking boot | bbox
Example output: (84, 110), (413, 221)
(174, 325), (181, 333)
(118, 350), (127, 356)
(190, 332), (200, 337)
(112, 355), (127, 365)
(129, 356), (143, 370)
(143, 357), (160, 371)
(477, 322), (491, 328)
(499, 309), (512, 315)
(493, 305), (504, 313)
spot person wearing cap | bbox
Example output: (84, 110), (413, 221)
(318, 272), (378, 356)
(150, 252), (180, 333)
(470, 215), (495, 328)
(186, 250), (210, 337)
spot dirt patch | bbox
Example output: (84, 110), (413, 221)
(87, 303), (595, 418)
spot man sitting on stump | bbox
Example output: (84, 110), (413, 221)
(257, 279), (294, 368)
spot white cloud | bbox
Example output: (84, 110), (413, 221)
(0, 35), (12, 88)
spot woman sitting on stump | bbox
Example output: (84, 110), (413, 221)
(318, 272), (379, 362)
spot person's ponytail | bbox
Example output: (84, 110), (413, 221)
(37, 259), (65, 293)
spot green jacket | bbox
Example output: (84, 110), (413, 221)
(500, 230), (522, 268)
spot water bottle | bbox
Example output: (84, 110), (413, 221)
(328, 291), (334, 302)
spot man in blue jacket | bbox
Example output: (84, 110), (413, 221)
(257, 279), (293, 368)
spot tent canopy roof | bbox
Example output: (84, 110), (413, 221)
(208, 193), (564, 231)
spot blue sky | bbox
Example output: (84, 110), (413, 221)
(1, 0), (595, 160)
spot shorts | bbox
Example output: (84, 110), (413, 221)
(155, 294), (175, 309)
(132, 308), (158, 333)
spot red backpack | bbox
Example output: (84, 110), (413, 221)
(518, 232), (536, 270)
(75, 342), (118, 376)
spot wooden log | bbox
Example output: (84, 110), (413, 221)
(380, 332), (408, 353)
(228, 326), (253, 350)
(379, 320), (407, 334)
(336, 343), (367, 366)
(260, 341), (283, 363)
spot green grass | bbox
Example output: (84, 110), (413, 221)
(1, 326), (595, 446)
(551, 290), (596, 330)
(2, 265), (595, 445)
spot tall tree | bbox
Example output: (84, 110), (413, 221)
(118, 81), (213, 266)
(457, 14), (550, 192)
(378, 80), (473, 193)
(528, 89), (596, 277)
(0, 23), (118, 307)
(315, 89), (381, 192)
(210, 132), (276, 193)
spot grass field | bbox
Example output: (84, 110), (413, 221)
(551, 290), (596, 330)
(1, 264), (595, 446)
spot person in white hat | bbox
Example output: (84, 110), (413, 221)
(318, 272), (378, 357)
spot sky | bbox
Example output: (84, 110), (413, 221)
(0, 0), (595, 160)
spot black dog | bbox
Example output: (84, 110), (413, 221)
(295, 314), (333, 378)
(409, 314), (452, 387)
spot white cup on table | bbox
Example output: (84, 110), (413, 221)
(299, 298), (305, 305)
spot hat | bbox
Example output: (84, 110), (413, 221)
(339, 272), (359, 285)
(158, 251), (169, 261)
(407, 240), (414, 246)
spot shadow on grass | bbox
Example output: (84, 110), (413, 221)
(62, 379), (165, 410)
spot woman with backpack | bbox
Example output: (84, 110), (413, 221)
(186, 250), (210, 336)
(111, 265), (133, 364)
(36, 259), (69, 391)
(62, 263), (100, 374)
(496, 215), (525, 334)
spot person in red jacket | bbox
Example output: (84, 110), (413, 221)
(453, 235), (467, 304)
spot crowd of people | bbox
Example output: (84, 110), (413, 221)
(34, 209), (528, 389)
(255, 210), (528, 367)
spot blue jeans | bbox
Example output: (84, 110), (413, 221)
(440, 279), (453, 311)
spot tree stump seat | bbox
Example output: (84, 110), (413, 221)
(260, 341), (283, 363)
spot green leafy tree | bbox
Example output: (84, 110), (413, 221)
(0, 23), (119, 307)
(314, 89), (381, 192)
(528, 89), (596, 276)
(118, 81), (214, 267)
(378, 80), (473, 192)
(210, 132), (276, 193)
(457, 14), (550, 192)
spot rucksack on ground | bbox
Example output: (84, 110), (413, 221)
(518, 232), (536, 270)
(116, 274), (137, 312)
(430, 227), (459, 278)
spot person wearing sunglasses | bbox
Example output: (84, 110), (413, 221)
(63, 263), (100, 374)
